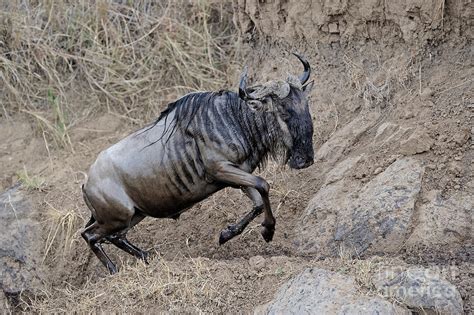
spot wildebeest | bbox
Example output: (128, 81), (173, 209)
(82, 53), (315, 274)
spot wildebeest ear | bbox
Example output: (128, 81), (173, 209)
(247, 97), (274, 112)
(302, 80), (315, 95)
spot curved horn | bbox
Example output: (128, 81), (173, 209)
(293, 52), (310, 85)
(239, 66), (250, 100)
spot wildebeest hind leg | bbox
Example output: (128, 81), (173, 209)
(106, 211), (149, 262)
(107, 235), (149, 263)
(219, 187), (263, 244)
(81, 222), (120, 275)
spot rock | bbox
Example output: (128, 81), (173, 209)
(447, 161), (462, 176)
(374, 124), (434, 156)
(338, 298), (406, 315)
(298, 157), (423, 257)
(296, 180), (350, 254)
(399, 17), (417, 41)
(399, 128), (433, 155)
(426, 163), (436, 170)
(255, 268), (408, 315)
(0, 184), (43, 297)
(452, 128), (470, 146)
(399, 105), (417, 119)
(372, 167), (383, 175)
(334, 158), (424, 254)
(420, 87), (433, 99)
(0, 292), (9, 312)
(373, 267), (464, 315)
(374, 122), (401, 143)
(324, 155), (362, 185)
(407, 189), (473, 249)
(328, 22), (339, 34)
(438, 134), (448, 142)
(317, 111), (379, 163)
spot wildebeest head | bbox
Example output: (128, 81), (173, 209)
(239, 53), (315, 169)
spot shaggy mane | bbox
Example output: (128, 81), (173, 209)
(137, 91), (238, 147)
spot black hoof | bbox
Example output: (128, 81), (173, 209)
(140, 251), (150, 264)
(261, 226), (274, 242)
(107, 263), (118, 275)
(219, 228), (234, 245)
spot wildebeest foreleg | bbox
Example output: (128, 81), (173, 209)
(219, 187), (263, 244)
(213, 163), (276, 243)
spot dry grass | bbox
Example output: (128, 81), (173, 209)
(342, 53), (413, 109)
(42, 201), (82, 263)
(17, 166), (46, 191)
(22, 89), (73, 151)
(336, 245), (378, 291)
(1, 0), (239, 148)
(31, 256), (223, 313)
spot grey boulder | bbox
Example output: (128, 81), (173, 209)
(256, 268), (408, 315)
(298, 157), (424, 257)
(0, 184), (43, 297)
(373, 267), (464, 315)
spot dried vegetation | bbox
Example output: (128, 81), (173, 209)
(0, 0), (240, 149)
(31, 256), (222, 313)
